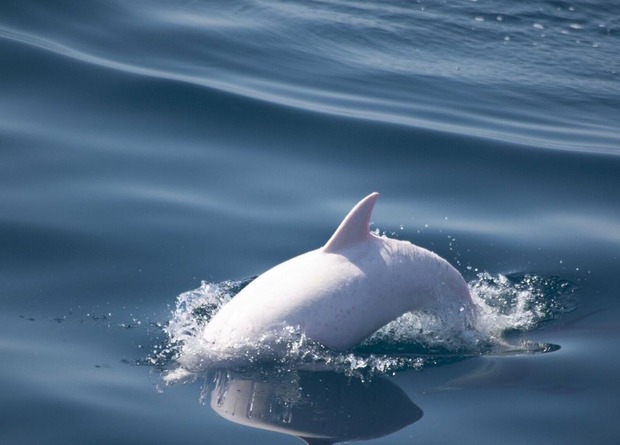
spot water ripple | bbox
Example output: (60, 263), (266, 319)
(1, 0), (619, 153)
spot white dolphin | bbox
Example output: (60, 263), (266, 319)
(181, 192), (474, 369)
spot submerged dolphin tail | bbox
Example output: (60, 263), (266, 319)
(323, 192), (379, 253)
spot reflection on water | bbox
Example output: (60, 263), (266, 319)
(204, 368), (422, 445)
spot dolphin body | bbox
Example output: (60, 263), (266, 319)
(181, 193), (474, 370)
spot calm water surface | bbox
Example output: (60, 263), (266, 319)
(1, 1), (619, 444)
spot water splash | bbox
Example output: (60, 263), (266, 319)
(155, 272), (576, 381)
(471, 272), (577, 336)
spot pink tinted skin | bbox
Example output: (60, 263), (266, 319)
(180, 193), (473, 370)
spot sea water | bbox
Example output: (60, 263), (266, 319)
(1, 1), (619, 444)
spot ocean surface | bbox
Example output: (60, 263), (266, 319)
(1, 0), (619, 444)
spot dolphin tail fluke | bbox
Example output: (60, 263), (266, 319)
(323, 192), (379, 253)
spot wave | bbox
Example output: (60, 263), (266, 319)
(2, 0), (618, 154)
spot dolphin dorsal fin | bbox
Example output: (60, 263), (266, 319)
(323, 192), (379, 253)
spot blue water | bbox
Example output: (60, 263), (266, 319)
(1, 0), (619, 443)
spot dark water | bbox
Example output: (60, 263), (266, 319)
(1, 0), (619, 444)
